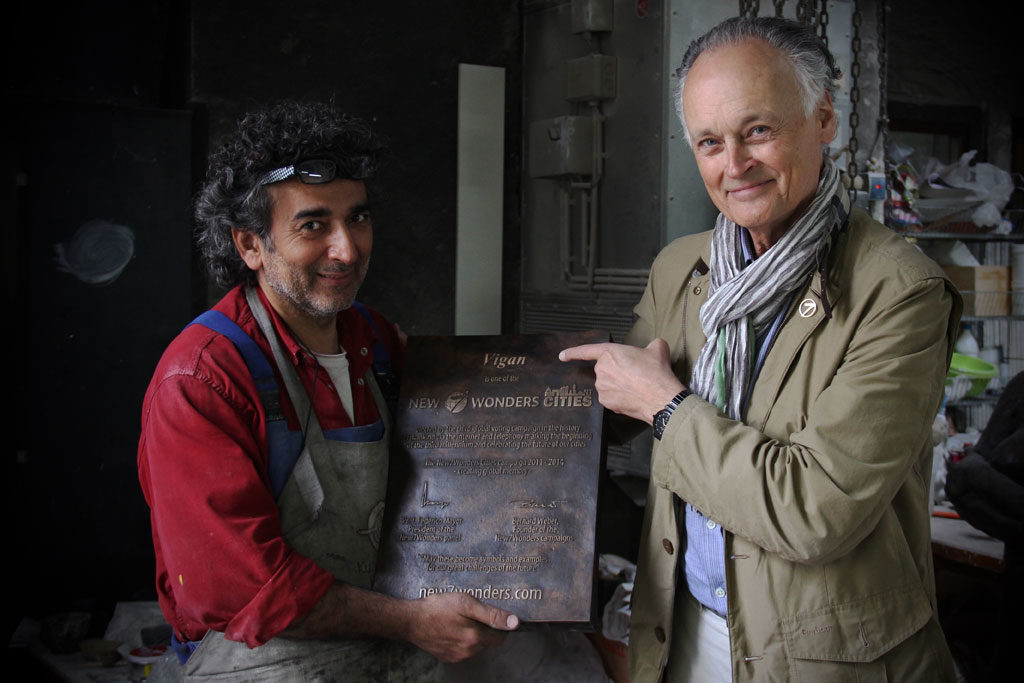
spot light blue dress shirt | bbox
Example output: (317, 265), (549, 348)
(683, 229), (793, 616)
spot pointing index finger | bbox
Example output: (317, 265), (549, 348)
(559, 343), (615, 362)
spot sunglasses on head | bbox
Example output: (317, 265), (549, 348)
(257, 157), (371, 186)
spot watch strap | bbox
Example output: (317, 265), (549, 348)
(653, 388), (692, 440)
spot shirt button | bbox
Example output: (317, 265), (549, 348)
(654, 626), (666, 643)
(662, 538), (674, 555)
(706, 519), (717, 530)
(693, 285), (702, 295)
(357, 378), (365, 386)
(360, 347), (369, 356)
(715, 587), (726, 598)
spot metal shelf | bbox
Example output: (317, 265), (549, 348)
(948, 394), (1002, 406)
(961, 315), (1024, 322)
(897, 231), (1024, 243)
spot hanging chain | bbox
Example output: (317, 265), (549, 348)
(796, 0), (813, 24)
(877, 1), (888, 158)
(877, 5), (889, 162)
(816, 0), (829, 49)
(847, 0), (862, 206)
(876, 0), (890, 224)
(738, 0), (759, 19)
(773, 0), (787, 18)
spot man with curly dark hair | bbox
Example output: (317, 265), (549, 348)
(138, 101), (518, 681)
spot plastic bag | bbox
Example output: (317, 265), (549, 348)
(916, 150), (1014, 228)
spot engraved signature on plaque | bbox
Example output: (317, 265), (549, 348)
(420, 481), (450, 509)
(510, 499), (567, 509)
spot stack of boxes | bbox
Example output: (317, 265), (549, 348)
(943, 240), (1024, 430)
(1014, 244), (1024, 316)
(942, 265), (1011, 317)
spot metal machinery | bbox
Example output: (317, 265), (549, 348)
(520, 0), (885, 477)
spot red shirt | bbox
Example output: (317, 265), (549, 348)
(137, 285), (404, 647)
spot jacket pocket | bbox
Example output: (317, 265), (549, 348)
(789, 657), (886, 683)
(780, 585), (932, 669)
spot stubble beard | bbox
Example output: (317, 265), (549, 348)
(263, 254), (370, 325)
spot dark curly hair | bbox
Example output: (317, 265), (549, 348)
(194, 101), (387, 288)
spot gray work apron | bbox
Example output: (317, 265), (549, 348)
(166, 290), (443, 682)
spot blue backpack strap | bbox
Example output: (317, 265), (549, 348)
(170, 631), (200, 665)
(350, 302), (400, 416)
(189, 311), (283, 421)
(190, 311), (301, 500)
(350, 302), (392, 368)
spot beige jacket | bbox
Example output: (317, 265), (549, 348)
(626, 210), (961, 682)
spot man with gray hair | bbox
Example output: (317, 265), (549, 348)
(562, 17), (959, 681)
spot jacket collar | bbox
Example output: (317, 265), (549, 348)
(687, 219), (848, 431)
(743, 222), (848, 430)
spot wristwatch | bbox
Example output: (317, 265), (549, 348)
(652, 389), (692, 440)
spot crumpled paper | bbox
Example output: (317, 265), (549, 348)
(598, 554), (636, 646)
(602, 581), (633, 646)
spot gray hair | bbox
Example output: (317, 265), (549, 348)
(673, 16), (841, 146)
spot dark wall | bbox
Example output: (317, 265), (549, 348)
(4, 0), (521, 639)
(888, 0), (1021, 112)
(4, 0), (194, 639)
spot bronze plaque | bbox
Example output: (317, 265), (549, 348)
(374, 331), (606, 628)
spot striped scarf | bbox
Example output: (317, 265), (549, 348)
(689, 157), (849, 420)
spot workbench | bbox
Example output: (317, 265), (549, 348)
(930, 514), (1005, 573)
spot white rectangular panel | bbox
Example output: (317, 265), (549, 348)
(457, 63), (506, 335)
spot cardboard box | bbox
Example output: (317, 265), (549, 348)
(943, 266), (1010, 316)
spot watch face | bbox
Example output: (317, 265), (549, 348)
(653, 409), (670, 438)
